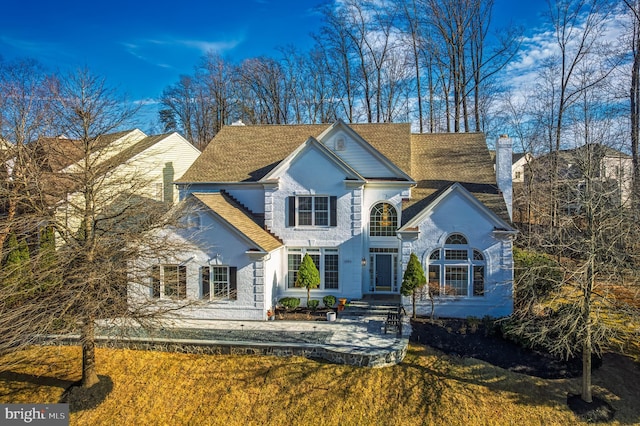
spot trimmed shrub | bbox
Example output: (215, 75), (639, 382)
(278, 297), (300, 310)
(307, 300), (319, 310)
(322, 295), (336, 308)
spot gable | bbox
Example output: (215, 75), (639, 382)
(193, 192), (282, 253)
(261, 137), (363, 185)
(401, 183), (514, 232)
(317, 121), (413, 181)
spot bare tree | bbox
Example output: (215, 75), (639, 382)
(314, 4), (358, 122)
(0, 58), (56, 249)
(507, 75), (638, 405)
(0, 67), (195, 390)
(623, 0), (640, 206)
(401, 0), (426, 132)
(159, 74), (216, 150)
(237, 57), (290, 124)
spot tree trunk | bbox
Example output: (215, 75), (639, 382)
(631, 15), (640, 208)
(81, 319), (99, 388)
(582, 333), (592, 403)
(412, 292), (417, 319)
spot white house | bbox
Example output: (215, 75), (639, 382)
(129, 121), (516, 320)
(36, 129), (200, 205)
(512, 152), (533, 183)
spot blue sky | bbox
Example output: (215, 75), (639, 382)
(1, 0), (549, 128)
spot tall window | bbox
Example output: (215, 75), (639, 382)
(427, 234), (485, 297)
(370, 202), (397, 236)
(200, 266), (237, 300)
(287, 248), (339, 289)
(150, 264), (187, 299)
(288, 196), (337, 227)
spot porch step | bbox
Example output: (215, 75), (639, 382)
(341, 298), (402, 317)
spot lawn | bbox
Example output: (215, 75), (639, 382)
(1, 343), (639, 425)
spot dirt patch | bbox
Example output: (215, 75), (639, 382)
(59, 375), (113, 412)
(410, 317), (594, 379)
(567, 394), (616, 423)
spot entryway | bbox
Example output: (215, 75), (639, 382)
(368, 248), (399, 293)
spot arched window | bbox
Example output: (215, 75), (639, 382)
(370, 202), (397, 236)
(427, 234), (485, 297)
(446, 233), (467, 245)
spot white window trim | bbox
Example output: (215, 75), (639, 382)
(427, 246), (485, 298)
(202, 265), (229, 300)
(152, 264), (187, 299)
(286, 247), (339, 290)
(295, 195), (331, 227)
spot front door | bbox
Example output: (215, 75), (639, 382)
(374, 253), (393, 292)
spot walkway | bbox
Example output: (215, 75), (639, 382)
(91, 305), (411, 368)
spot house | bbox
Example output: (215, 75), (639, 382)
(513, 144), (633, 224)
(129, 121), (516, 320)
(512, 152), (533, 183)
(32, 129), (201, 234)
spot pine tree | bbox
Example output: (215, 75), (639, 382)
(401, 253), (426, 319)
(37, 226), (60, 291)
(2, 234), (32, 304)
(295, 253), (320, 306)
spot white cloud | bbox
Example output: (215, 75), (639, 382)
(122, 35), (244, 68)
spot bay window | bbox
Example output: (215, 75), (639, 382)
(427, 233), (485, 297)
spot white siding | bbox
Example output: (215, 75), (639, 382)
(401, 190), (513, 318)
(270, 145), (365, 300)
(128, 207), (272, 321)
(125, 133), (200, 204)
(321, 130), (398, 178)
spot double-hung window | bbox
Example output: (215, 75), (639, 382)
(288, 196), (337, 227)
(200, 266), (237, 300)
(287, 248), (339, 290)
(150, 264), (187, 299)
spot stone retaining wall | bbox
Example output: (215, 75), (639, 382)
(44, 335), (407, 368)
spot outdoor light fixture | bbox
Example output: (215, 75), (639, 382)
(361, 257), (367, 266)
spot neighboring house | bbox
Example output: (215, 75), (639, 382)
(129, 121), (516, 320)
(514, 144), (633, 223)
(512, 152), (533, 183)
(27, 129), (200, 241)
(35, 129), (200, 203)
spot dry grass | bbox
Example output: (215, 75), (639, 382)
(1, 344), (639, 425)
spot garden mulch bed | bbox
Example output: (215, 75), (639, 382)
(410, 317), (591, 379)
(274, 308), (334, 321)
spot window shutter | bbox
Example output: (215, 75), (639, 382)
(229, 267), (237, 300)
(151, 265), (160, 298)
(201, 266), (210, 299)
(288, 196), (296, 227)
(330, 196), (337, 227)
(178, 265), (187, 299)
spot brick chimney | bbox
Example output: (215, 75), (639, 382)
(496, 134), (513, 221)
